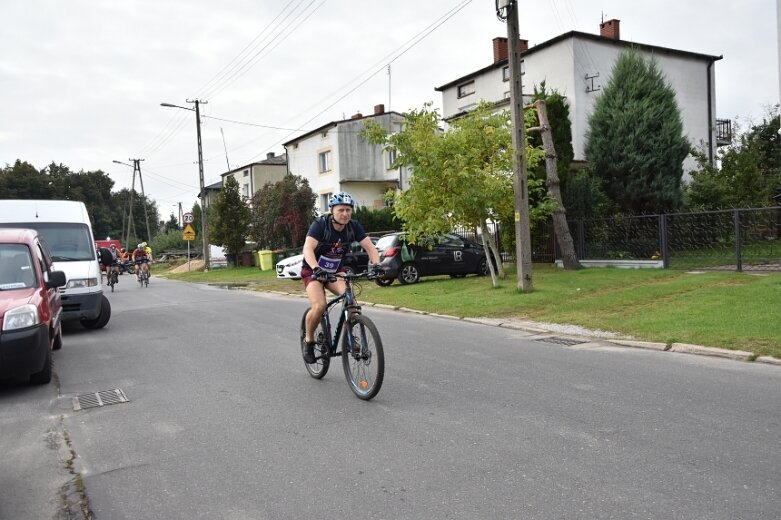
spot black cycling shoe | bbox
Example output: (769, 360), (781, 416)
(302, 341), (316, 364)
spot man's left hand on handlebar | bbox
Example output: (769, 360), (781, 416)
(368, 263), (384, 279)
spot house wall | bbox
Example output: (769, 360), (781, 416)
(440, 35), (717, 174)
(286, 113), (402, 214)
(222, 162), (286, 200)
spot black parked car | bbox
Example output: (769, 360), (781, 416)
(374, 232), (490, 286)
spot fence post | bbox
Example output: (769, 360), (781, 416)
(660, 214), (669, 269)
(734, 209), (742, 272)
(577, 219), (585, 260)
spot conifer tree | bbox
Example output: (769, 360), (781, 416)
(584, 49), (690, 214)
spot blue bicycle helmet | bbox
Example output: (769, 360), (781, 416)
(328, 192), (355, 208)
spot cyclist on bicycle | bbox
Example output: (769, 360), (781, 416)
(131, 242), (150, 282)
(301, 192), (380, 363)
(107, 244), (121, 285)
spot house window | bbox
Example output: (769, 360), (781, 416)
(243, 184), (249, 198)
(318, 151), (331, 173)
(243, 170), (249, 177)
(387, 149), (398, 169)
(503, 61), (525, 79)
(457, 81), (475, 98)
(320, 193), (332, 214)
(392, 122), (404, 133)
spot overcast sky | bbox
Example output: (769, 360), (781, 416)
(1, 0), (778, 220)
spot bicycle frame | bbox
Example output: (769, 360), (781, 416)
(319, 275), (362, 358)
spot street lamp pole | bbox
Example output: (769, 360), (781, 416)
(160, 100), (210, 269)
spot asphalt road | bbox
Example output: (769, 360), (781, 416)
(1, 275), (779, 519)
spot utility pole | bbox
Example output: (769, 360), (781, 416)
(114, 159), (137, 249)
(130, 158), (151, 243)
(188, 98), (210, 270)
(497, 0), (533, 291)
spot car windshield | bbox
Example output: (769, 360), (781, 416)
(0, 244), (36, 290)
(0, 222), (94, 261)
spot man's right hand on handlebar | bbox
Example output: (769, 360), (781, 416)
(312, 267), (329, 282)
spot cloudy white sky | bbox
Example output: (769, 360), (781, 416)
(1, 0), (779, 219)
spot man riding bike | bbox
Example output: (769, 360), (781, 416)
(131, 242), (151, 282)
(301, 192), (380, 363)
(107, 244), (121, 285)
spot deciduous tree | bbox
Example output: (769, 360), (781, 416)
(365, 102), (546, 287)
(249, 174), (316, 249)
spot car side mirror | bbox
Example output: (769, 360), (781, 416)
(46, 270), (67, 289)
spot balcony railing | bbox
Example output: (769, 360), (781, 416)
(716, 119), (732, 146)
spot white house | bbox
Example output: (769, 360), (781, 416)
(435, 19), (730, 171)
(283, 104), (406, 214)
(221, 153), (288, 201)
(204, 152), (287, 206)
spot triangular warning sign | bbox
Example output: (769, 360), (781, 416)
(183, 223), (196, 241)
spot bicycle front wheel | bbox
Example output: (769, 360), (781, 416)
(300, 309), (330, 379)
(342, 314), (384, 400)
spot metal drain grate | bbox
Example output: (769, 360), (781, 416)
(536, 336), (588, 346)
(72, 389), (129, 411)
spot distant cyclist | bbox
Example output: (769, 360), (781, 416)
(107, 244), (121, 285)
(131, 243), (150, 282)
(300, 192), (380, 363)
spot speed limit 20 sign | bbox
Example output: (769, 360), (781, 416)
(183, 212), (194, 224)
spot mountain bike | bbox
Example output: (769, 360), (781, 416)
(299, 271), (384, 400)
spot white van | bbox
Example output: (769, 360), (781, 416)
(0, 200), (111, 329)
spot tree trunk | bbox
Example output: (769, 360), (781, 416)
(531, 99), (582, 269)
(477, 223), (499, 289)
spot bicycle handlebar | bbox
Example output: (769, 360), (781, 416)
(322, 270), (382, 283)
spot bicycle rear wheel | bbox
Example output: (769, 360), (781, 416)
(342, 314), (384, 400)
(300, 309), (330, 378)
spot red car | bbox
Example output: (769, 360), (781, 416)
(0, 228), (67, 385)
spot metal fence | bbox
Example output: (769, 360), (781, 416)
(525, 207), (780, 272)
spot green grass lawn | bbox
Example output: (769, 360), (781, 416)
(160, 263), (781, 359)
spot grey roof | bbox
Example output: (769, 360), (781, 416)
(435, 30), (722, 92)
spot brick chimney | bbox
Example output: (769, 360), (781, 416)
(266, 152), (275, 160)
(374, 104), (385, 115)
(600, 18), (620, 40)
(351, 112), (363, 119)
(493, 36), (529, 63)
(493, 37), (508, 63)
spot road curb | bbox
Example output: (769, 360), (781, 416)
(228, 284), (781, 369)
(606, 339), (670, 351)
(668, 343), (755, 361)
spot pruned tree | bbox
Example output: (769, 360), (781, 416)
(585, 48), (690, 214)
(210, 176), (251, 261)
(528, 99), (582, 269)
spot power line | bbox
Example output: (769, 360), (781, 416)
(239, 0), (475, 164)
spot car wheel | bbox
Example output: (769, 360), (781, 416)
(343, 265), (356, 275)
(52, 326), (63, 351)
(375, 277), (393, 287)
(398, 262), (420, 284)
(81, 295), (111, 329)
(477, 257), (489, 276)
